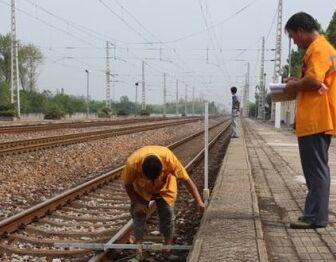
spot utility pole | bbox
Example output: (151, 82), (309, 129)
(192, 86), (195, 116)
(288, 38), (292, 77)
(11, 0), (20, 118)
(206, 47), (209, 64)
(184, 84), (188, 116)
(141, 61), (146, 111)
(258, 36), (265, 120)
(105, 41), (111, 109)
(163, 73), (166, 117)
(175, 79), (179, 116)
(135, 82), (138, 115)
(272, 0), (283, 128)
(85, 69), (90, 118)
(243, 62), (250, 117)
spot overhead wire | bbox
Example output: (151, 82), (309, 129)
(200, 0), (232, 85)
(0, 0), (101, 48)
(98, 0), (210, 92)
(4, 0), (266, 103)
(167, 0), (260, 43)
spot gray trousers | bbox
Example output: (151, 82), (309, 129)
(298, 133), (331, 226)
(231, 114), (240, 137)
(130, 196), (174, 241)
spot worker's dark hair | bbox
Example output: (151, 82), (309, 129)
(142, 155), (162, 181)
(230, 86), (237, 94)
(285, 12), (319, 33)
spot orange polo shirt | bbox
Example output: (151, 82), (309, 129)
(122, 146), (190, 206)
(295, 35), (336, 137)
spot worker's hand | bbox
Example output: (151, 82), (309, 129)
(283, 77), (299, 83)
(196, 201), (206, 213)
(134, 202), (148, 215)
(318, 82), (328, 95)
(284, 80), (297, 93)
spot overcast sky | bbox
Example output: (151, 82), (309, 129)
(1, 0), (336, 110)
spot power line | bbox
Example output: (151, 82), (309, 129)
(198, 0), (232, 84)
(2, 0), (189, 89)
(0, 0), (100, 48)
(98, 0), (152, 43)
(22, 0), (152, 45)
(265, 4), (278, 42)
(113, 0), (159, 42)
(168, 0), (260, 43)
(97, 0), (220, 92)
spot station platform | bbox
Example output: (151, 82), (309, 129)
(187, 118), (336, 261)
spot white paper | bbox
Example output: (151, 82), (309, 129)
(269, 83), (286, 90)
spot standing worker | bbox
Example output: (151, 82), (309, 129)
(284, 12), (336, 229)
(122, 145), (205, 250)
(231, 86), (241, 138)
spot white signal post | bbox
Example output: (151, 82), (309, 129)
(203, 102), (209, 205)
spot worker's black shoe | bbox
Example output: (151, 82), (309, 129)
(289, 220), (326, 229)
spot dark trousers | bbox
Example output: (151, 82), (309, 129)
(130, 195), (174, 241)
(298, 133), (331, 226)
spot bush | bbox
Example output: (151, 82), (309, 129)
(0, 103), (16, 117)
(0, 110), (16, 117)
(116, 109), (129, 116)
(139, 109), (150, 116)
(98, 107), (112, 118)
(44, 104), (65, 119)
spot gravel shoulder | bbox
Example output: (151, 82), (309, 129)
(0, 119), (220, 220)
(0, 119), (187, 143)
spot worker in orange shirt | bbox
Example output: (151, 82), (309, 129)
(122, 146), (205, 249)
(284, 12), (336, 229)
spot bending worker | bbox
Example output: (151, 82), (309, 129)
(122, 145), (205, 248)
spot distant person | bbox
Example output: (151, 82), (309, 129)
(122, 146), (205, 252)
(284, 12), (336, 229)
(231, 86), (240, 138)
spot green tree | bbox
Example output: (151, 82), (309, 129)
(115, 96), (134, 115)
(0, 81), (11, 106)
(327, 11), (336, 48)
(0, 34), (11, 82)
(51, 94), (74, 114)
(282, 49), (305, 78)
(20, 89), (48, 113)
(19, 44), (43, 91)
(0, 33), (43, 91)
(0, 81), (15, 117)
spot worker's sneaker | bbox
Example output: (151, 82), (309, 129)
(289, 220), (326, 229)
(298, 216), (305, 222)
(162, 254), (179, 261)
(128, 254), (144, 262)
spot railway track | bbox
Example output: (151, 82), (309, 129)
(0, 118), (201, 156)
(0, 117), (191, 134)
(0, 119), (231, 261)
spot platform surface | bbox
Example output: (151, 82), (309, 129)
(188, 118), (336, 261)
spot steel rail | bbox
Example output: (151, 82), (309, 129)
(0, 119), (228, 237)
(0, 118), (201, 156)
(89, 120), (232, 261)
(0, 116), (191, 134)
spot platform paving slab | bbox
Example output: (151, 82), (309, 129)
(244, 119), (336, 261)
(188, 118), (336, 261)
(187, 124), (268, 262)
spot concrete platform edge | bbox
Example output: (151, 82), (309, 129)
(242, 127), (269, 262)
(187, 125), (269, 262)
